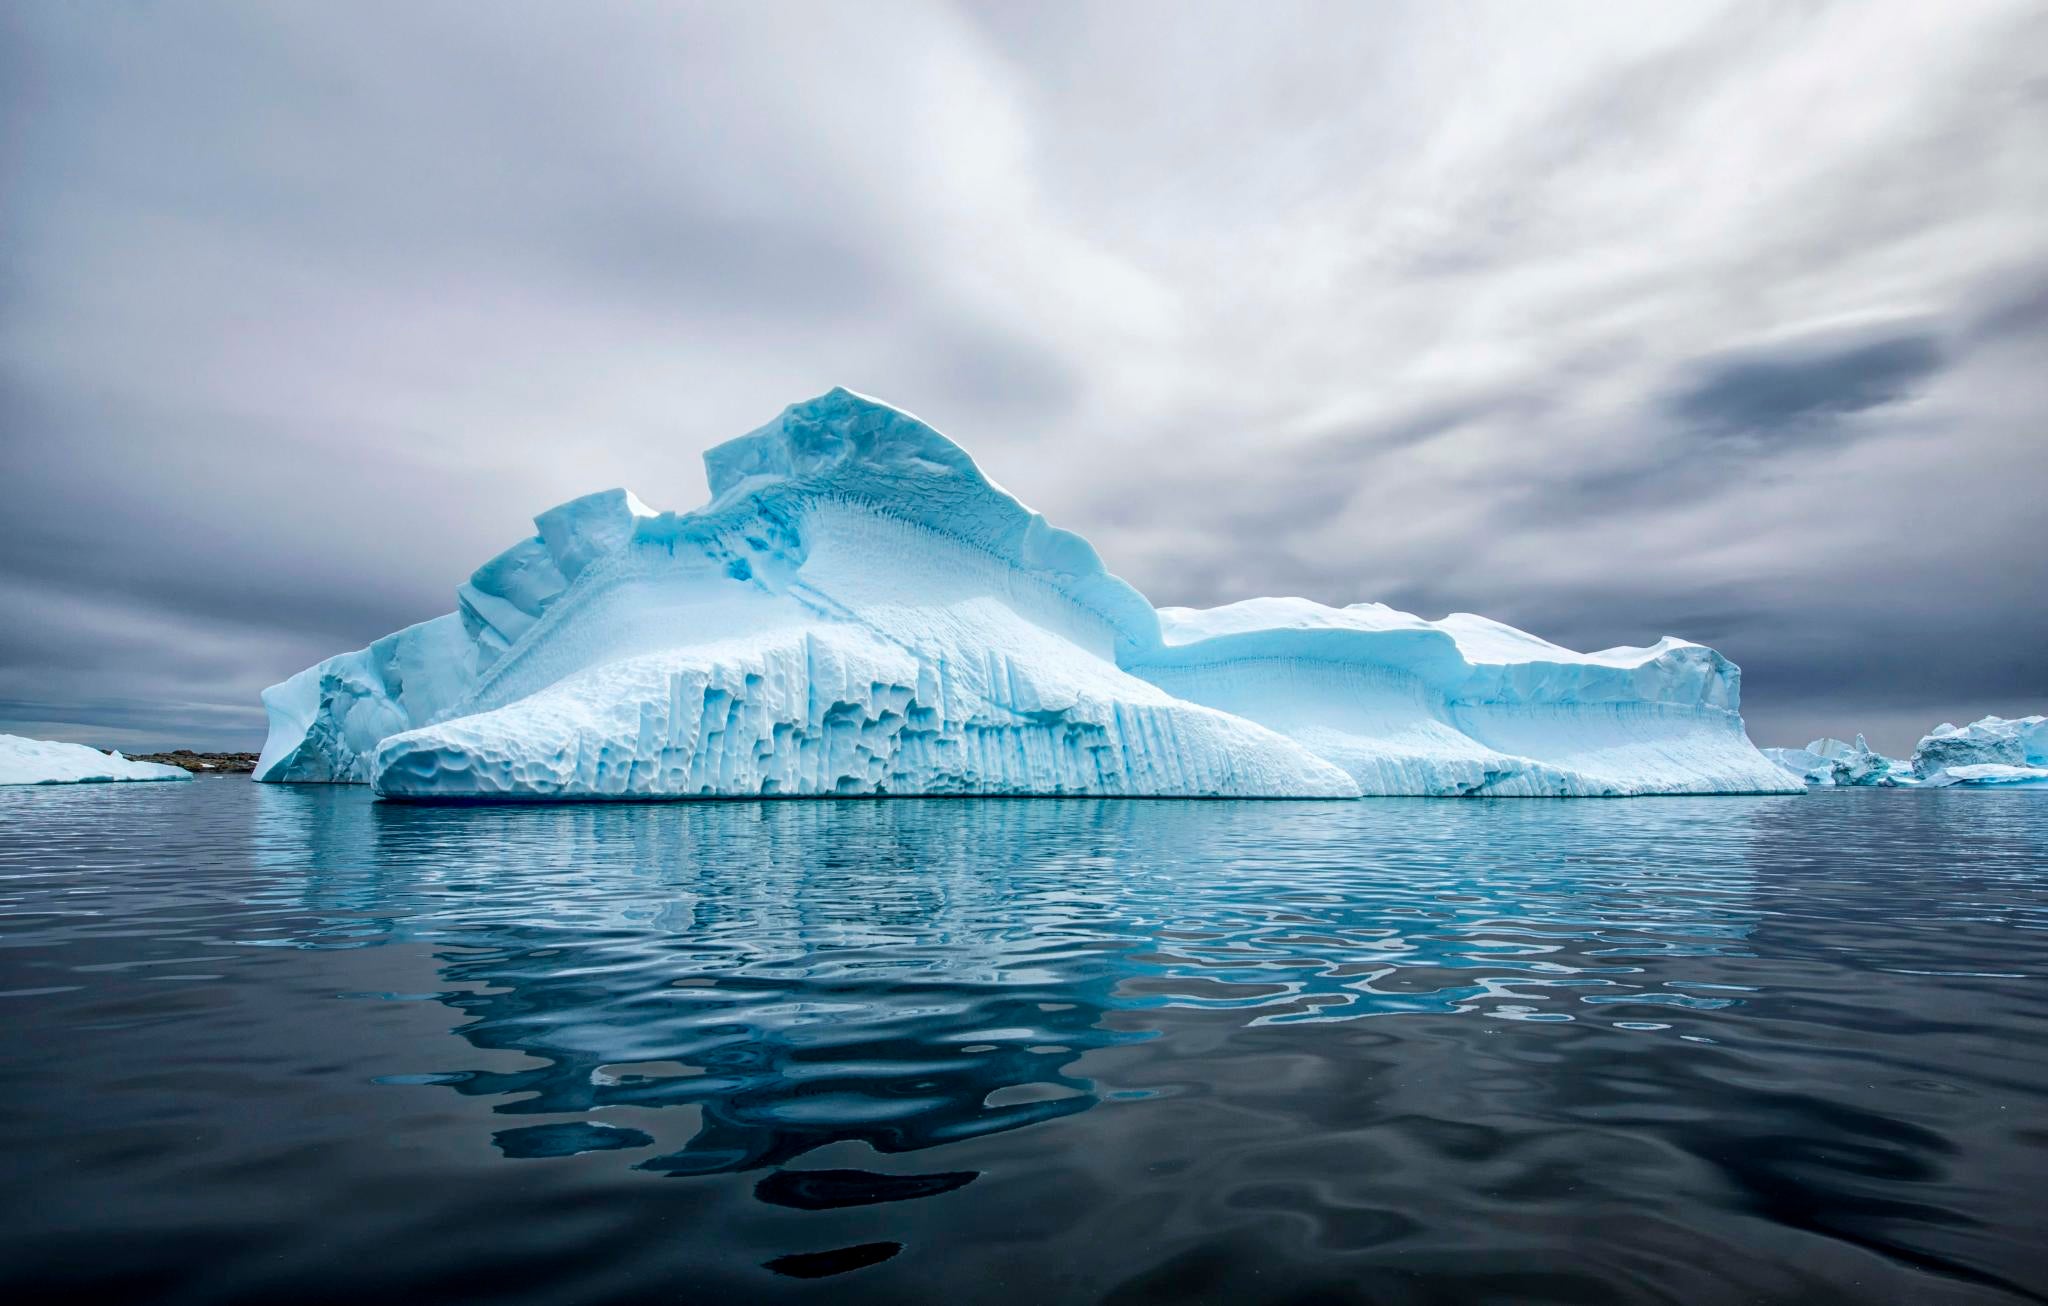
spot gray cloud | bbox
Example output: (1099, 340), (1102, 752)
(2, 0), (2045, 756)
(1665, 327), (1946, 439)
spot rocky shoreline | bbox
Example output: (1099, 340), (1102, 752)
(126, 750), (259, 774)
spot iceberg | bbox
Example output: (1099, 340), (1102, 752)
(265, 391), (1353, 800)
(1912, 715), (2048, 788)
(256, 389), (1795, 800)
(0, 733), (193, 786)
(1759, 716), (2048, 789)
(1761, 736), (1910, 788)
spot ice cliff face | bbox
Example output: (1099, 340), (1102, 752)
(256, 389), (1795, 800)
(1, 733), (192, 786)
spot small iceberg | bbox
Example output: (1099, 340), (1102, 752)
(1913, 716), (2048, 788)
(1763, 715), (2048, 789)
(1761, 736), (1910, 787)
(0, 733), (194, 786)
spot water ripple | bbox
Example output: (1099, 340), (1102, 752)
(1, 782), (2045, 1302)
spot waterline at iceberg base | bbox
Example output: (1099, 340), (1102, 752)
(255, 389), (1798, 801)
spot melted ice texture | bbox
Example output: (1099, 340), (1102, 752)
(255, 389), (1799, 799)
(0, 733), (191, 786)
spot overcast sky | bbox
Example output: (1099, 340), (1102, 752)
(3, 0), (2044, 755)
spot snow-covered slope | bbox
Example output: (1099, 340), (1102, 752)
(258, 388), (1791, 801)
(1913, 715), (2048, 788)
(1128, 599), (1798, 796)
(1761, 736), (1910, 787)
(1, 734), (192, 786)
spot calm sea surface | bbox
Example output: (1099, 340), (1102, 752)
(1, 779), (2044, 1304)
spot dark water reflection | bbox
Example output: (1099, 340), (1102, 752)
(1, 781), (2044, 1304)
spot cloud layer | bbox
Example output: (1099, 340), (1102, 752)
(3, 0), (2043, 754)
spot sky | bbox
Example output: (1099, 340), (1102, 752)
(2, 0), (2043, 756)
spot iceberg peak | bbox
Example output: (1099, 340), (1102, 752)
(703, 388), (975, 498)
(690, 388), (1161, 655)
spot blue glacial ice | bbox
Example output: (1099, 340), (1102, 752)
(1760, 735), (1910, 788)
(0, 733), (192, 786)
(1133, 600), (1797, 796)
(255, 389), (1798, 800)
(1760, 715), (2048, 789)
(1912, 715), (2048, 788)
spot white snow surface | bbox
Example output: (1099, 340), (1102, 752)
(257, 388), (1793, 800)
(0, 733), (192, 786)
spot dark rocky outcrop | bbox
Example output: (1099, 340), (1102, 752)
(125, 750), (259, 774)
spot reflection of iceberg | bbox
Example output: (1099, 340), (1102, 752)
(254, 791), (1144, 1173)
(254, 390), (1792, 799)
(246, 793), (1776, 1176)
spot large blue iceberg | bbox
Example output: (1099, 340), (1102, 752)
(255, 390), (1798, 800)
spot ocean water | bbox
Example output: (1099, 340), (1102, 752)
(1, 780), (2044, 1305)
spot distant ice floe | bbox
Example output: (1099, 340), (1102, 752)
(0, 733), (192, 786)
(253, 390), (1799, 800)
(1764, 715), (2047, 790)
(1761, 736), (1911, 788)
